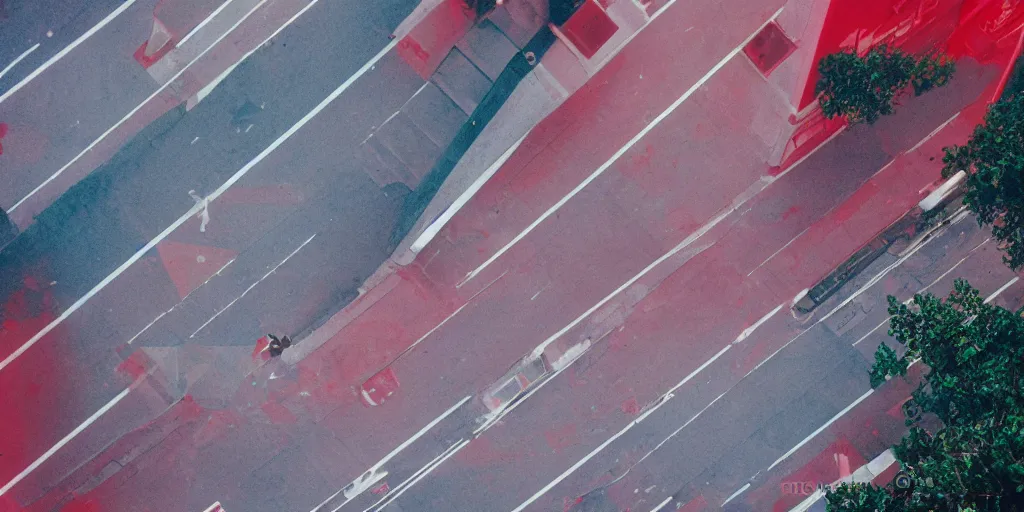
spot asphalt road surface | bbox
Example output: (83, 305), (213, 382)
(0, 0), (1017, 511)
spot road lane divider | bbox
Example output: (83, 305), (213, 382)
(0, 38), (398, 374)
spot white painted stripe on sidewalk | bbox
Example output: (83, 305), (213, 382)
(0, 38), (398, 374)
(767, 389), (874, 472)
(456, 6), (786, 288)
(0, 386), (132, 496)
(0, 0), (142, 105)
(0, 44), (40, 82)
(311, 395), (472, 512)
(7, 0), (273, 214)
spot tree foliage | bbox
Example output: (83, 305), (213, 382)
(816, 45), (955, 125)
(827, 280), (1024, 511)
(942, 94), (1024, 270)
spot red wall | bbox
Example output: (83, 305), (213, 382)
(798, 0), (967, 110)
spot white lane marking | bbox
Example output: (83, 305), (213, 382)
(984, 277), (1018, 304)
(766, 389), (874, 472)
(507, 345), (731, 511)
(0, 39), (398, 373)
(0, 43), (41, 82)
(0, 0), (142, 105)
(176, 0), (239, 48)
(190, 233), (315, 338)
(722, 483), (751, 506)
(362, 439), (471, 512)
(733, 303), (783, 344)
(7, 0), (273, 214)
(851, 318), (889, 346)
(310, 395), (472, 512)
(510, 390), (675, 512)
(775, 126), (848, 177)
(907, 112), (959, 153)
(456, 7), (786, 288)
(650, 496), (674, 512)
(127, 257), (234, 344)
(408, 134), (527, 255)
(748, 226), (810, 277)
(529, 217), (724, 360)
(0, 386), (132, 496)
(192, 0), (324, 105)
(852, 237), (991, 347)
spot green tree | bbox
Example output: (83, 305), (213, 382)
(942, 94), (1024, 270)
(826, 280), (1024, 511)
(816, 45), (954, 125)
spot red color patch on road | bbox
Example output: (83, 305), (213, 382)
(678, 494), (709, 512)
(156, 240), (238, 299)
(544, 423), (579, 453)
(360, 366), (400, 406)
(621, 396), (640, 415)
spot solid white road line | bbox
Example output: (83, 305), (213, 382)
(190, 233), (315, 338)
(0, 0), (142, 105)
(510, 392), (674, 512)
(0, 386), (132, 496)
(984, 277), (1019, 304)
(507, 344), (731, 511)
(176, 0), (239, 48)
(310, 395), (472, 512)
(722, 483), (751, 506)
(456, 7), (786, 288)
(0, 44), (41, 82)
(766, 389), (874, 472)
(192, 0), (325, 106)
(650, 496), (674, 512)
(409, 134), (527, 255)
(363, 439), (471, 512)
(7, 0), (272, 214)
(0, 39), (398, 374)
(733, 303), (784, 344)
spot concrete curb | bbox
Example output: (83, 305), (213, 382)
(793, 170), (967, 314)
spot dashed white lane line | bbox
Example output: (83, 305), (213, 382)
(722, 483), (751, 506)
(0, 0), (142, 105)
(7, 0), (273, 214)
(0, 384), (134, 496)
(310, 395), (472, 512)
(0, 43), (40, 83)
(456, 6), (786, 288)
(766, 389), (874, 472)
(0, 38), (399, 374)
(507, 345), (731, 512)
(128, 257), (235, 345)
(190, 233), (316, 338)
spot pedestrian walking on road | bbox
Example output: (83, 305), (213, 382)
(267, 334), (292, 357)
